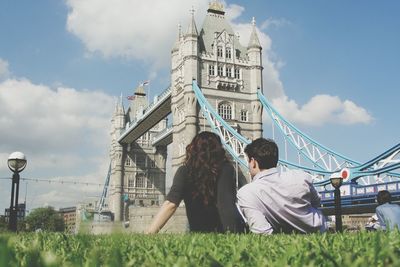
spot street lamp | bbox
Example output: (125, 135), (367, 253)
(8, 151), (27, 232)
(330, 172), (343, 232)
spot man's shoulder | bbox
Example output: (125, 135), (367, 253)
(282, 169), (313, 181)
(237, 182), (258, 198)
(381, 203), (400, 210)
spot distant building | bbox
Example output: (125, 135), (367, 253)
(59, 206), (77, 234)
(4, 203), (26, 223)
(342, 214), (374, 230)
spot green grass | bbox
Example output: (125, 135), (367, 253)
(1, 230), (400, 266)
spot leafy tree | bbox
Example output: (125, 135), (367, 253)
(0, 216), (8, 232)
(25, 207), (64, 232)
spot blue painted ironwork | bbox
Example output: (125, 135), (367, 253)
(350, 143), (400, 181)
(257, 90), (359, 170)
(257, 90), (400, 185)
(192, 80), (336, 185)
(97, 163), (111, 213)
(192, 80), (249, 168)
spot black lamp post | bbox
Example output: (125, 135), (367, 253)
(8, 151), (27, 232)
(330, 173), (343, 232)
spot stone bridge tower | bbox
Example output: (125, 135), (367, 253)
(109, 86), (167, 222)
(170, 2), (263, 175)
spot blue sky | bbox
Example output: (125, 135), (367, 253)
(0, 0), (399, 213)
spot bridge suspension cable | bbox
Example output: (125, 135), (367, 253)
(257, 90), (400, 185)
(192, 80), (400, 187)
(192, 80), (335, 186)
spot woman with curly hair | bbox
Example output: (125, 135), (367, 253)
(146, 131), (245, 233)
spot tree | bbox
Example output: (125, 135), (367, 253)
(0, 216), (7, 232)
(25, 207), (65, 232)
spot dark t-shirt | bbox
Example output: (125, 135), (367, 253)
(166, 163), (245, 233)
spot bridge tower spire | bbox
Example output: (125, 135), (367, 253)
(109, 96), (126, 222)
(170, 8), (200, 174)
(247, 17), (263, 138)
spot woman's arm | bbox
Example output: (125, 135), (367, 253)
(146, 166), (186, 234)
(145, 200), (178, 234)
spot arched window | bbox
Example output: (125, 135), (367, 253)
(135, 173), (146, 188)
(226, 67), (232, 78)
(218, 102), (232, 120)
(217, 46), (223, 57)
(128, 175), (134, 188)
(226, 47), (232, 59)
(208, 64), (215, 76)
(235, 68), (240, 79)
(147, 175), (153, 188)
(217, 65), (224, 76)
(240, 110), (248, 122)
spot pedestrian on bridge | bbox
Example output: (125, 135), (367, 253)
(146, 131), (246, 234)
(376, 190), (400, 230)
(237, 138), (327, 235)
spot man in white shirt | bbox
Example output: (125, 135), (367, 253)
(237, 138), (326, 234)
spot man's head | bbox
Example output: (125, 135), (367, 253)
(244, 138), (279, 177)
(377, 190), (392, 205)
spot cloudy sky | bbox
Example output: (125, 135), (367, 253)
(0, 0), (399, 213)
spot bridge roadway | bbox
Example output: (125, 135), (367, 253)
(152, 126), (173, 147)
(118, 87), (172, 144)
(320, 180), (400, 215)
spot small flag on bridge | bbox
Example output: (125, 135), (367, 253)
(141, 80), (150, 86)
(127, 95), (135, 100)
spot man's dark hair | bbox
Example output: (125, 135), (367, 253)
(244, 138), (279, 169)
(377, 190), (392, 205)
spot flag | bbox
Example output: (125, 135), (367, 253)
(127, 95), (135, 100)
(141, 80), (150, 86)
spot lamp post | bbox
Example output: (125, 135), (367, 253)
(330, 173), (343, 233)
(8, 151), (27, 232)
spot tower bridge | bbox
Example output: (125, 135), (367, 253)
(103, 2), (400, 222)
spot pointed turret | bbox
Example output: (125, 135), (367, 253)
(112, 93), (125, 131)
(248, 17), (262, 49)
(128, 83), (149, 121)
(186, 7), (198, 37)
(172, 24), (181, 53)
(117, 93), (125, 114)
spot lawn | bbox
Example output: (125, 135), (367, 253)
(1, 230), (399, 266)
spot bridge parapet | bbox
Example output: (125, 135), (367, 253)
(320, 180), (400, 210)
(118, 86), (172, 144)
(152, 125), (173, 147)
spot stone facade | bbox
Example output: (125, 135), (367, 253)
(109, 89), (168, 222)
(128, 206), (188, 233)
(170, 3), (263, 176)
(108, 2), (263, 222)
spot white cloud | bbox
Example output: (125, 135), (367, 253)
(66, 0), (210, 68)
(225, 7), (372, 126)
(271, 94), (373, 126)
(0, 77), (114, 210)
(260, 17), (292, 30)
(0, 58), (10, 81)
(65, 0), (372, 128)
